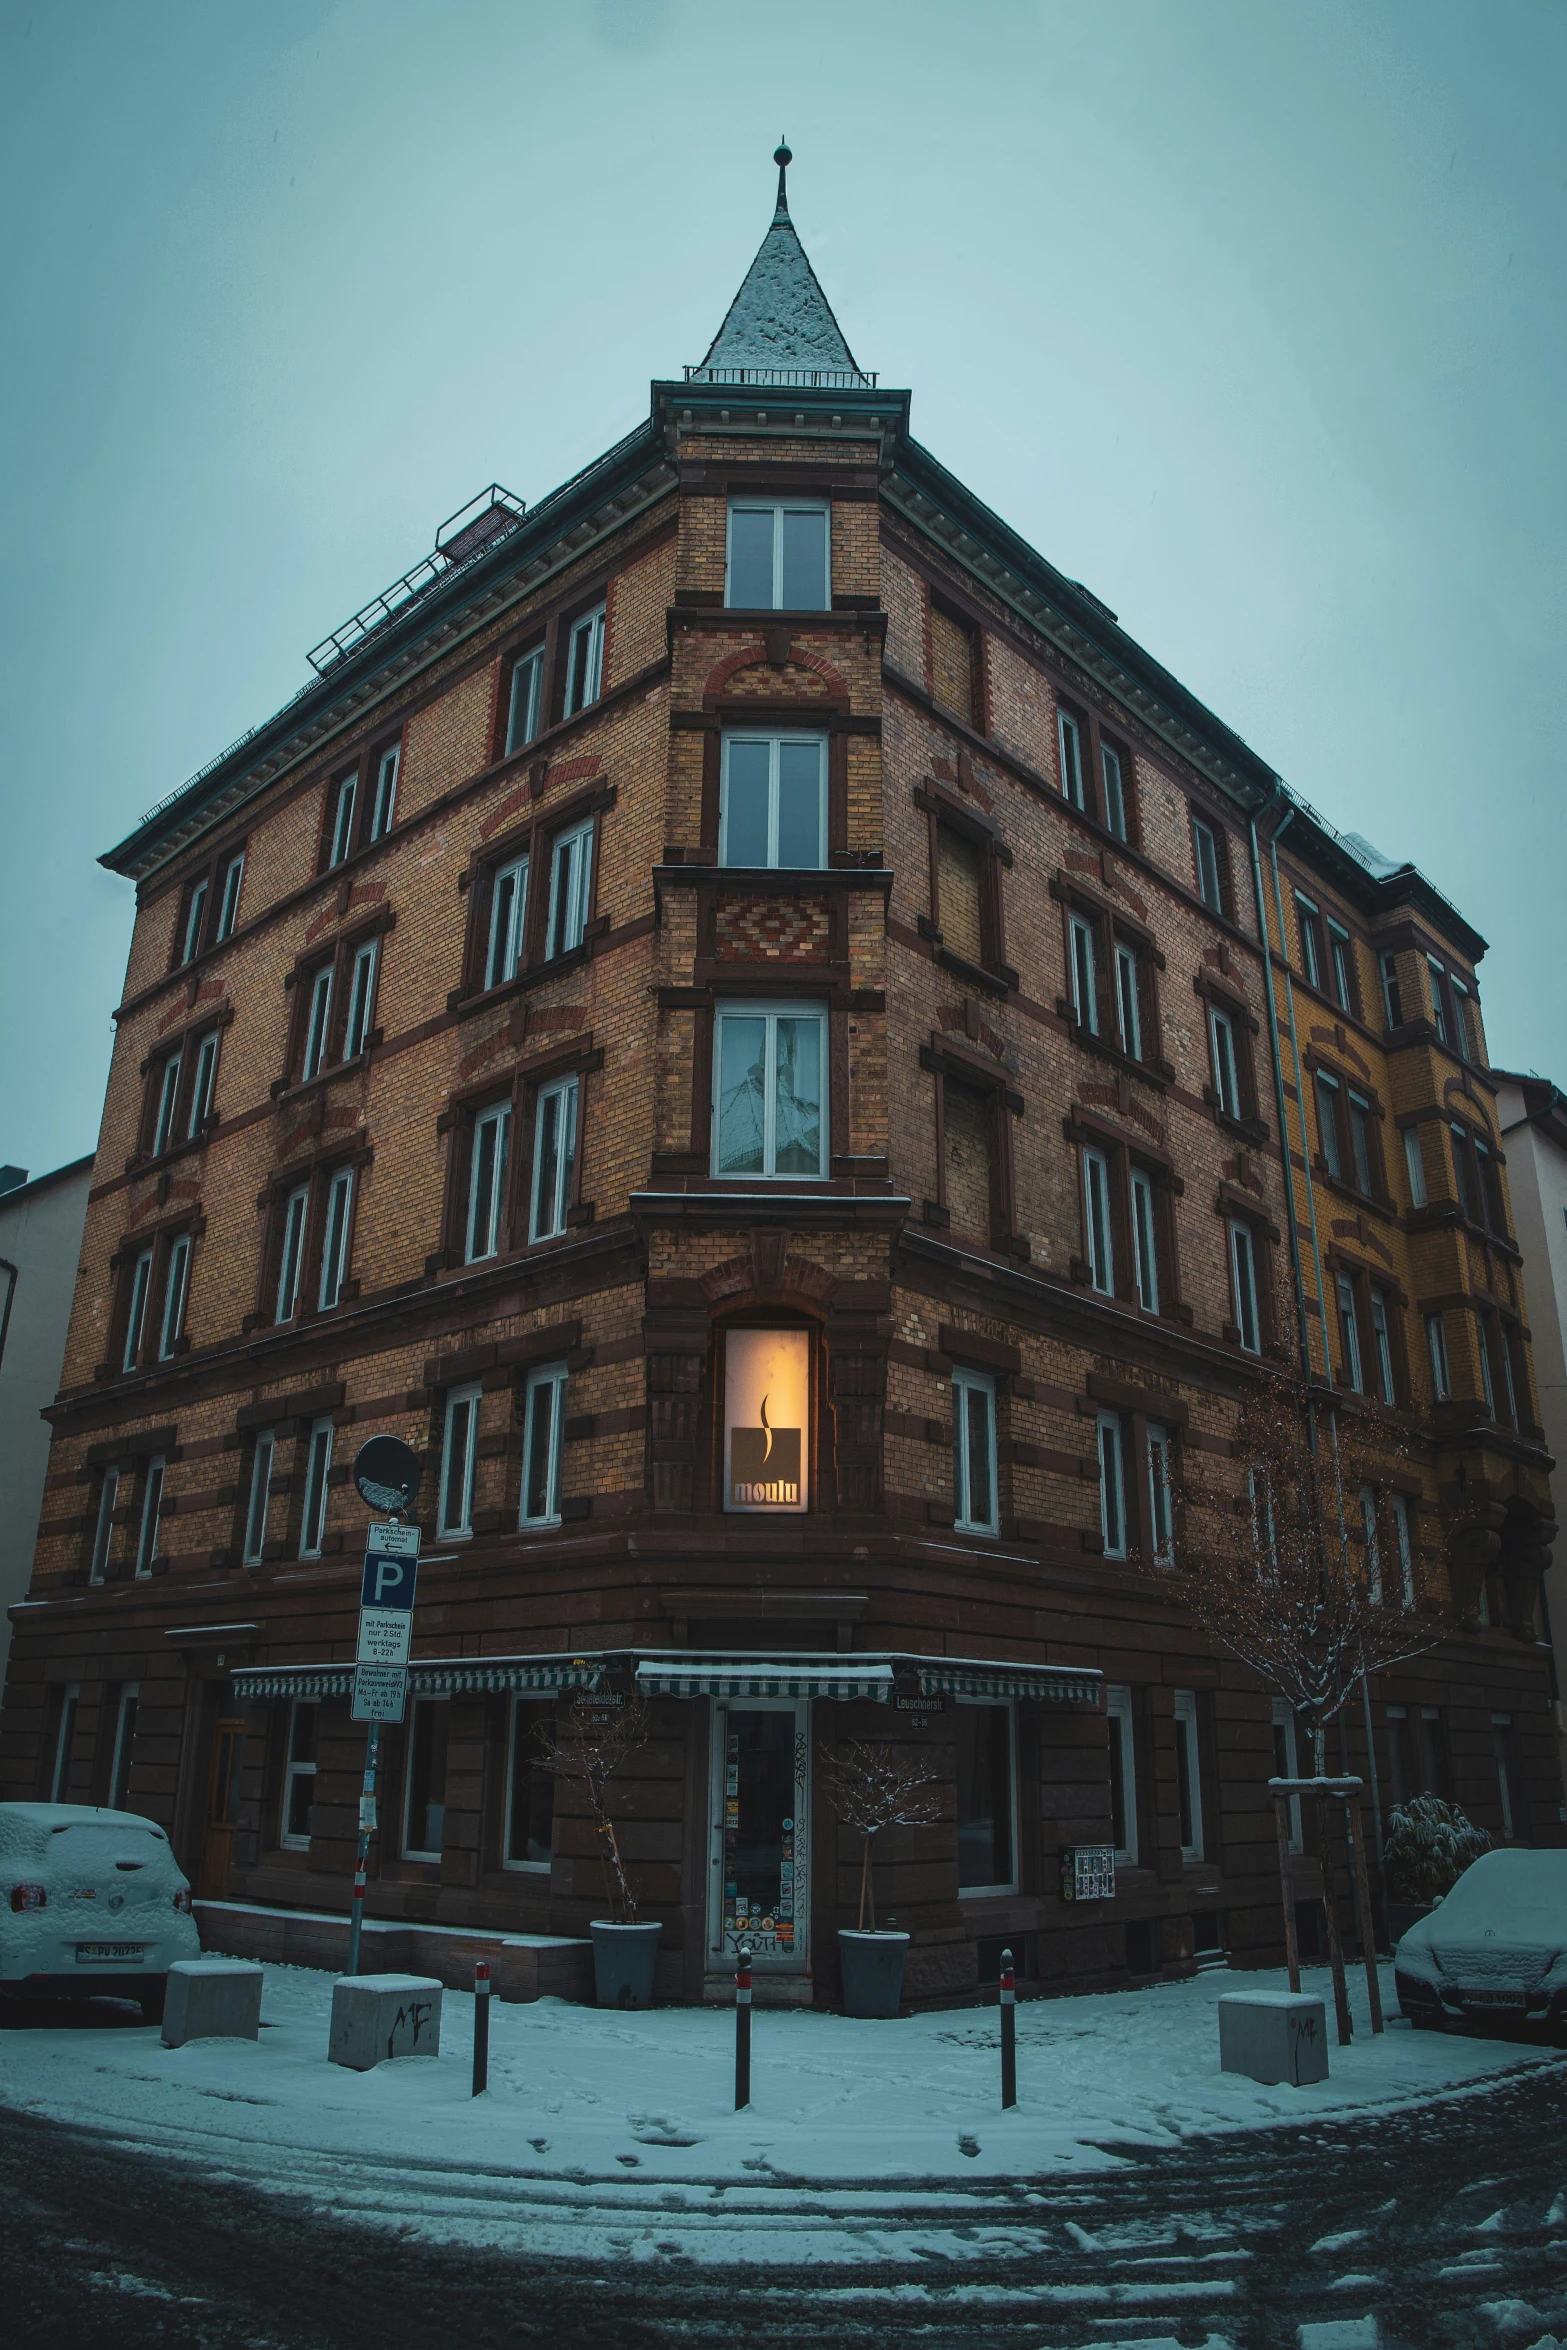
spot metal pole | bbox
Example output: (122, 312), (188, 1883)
(473, 1958), (491, 2095)
(734, 1942), (752, 2111)
(1273, 1790), (1301, 1993)
(1346, 1795), (1384, 2036)
(999, 1946), (1017, 2109)
(345, 1717), (379, 1979)
(1316, 1795), (1353, 2046)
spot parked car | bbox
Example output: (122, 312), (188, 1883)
(1394, 1847), (1567, 2035)
(2, 1802), (200, 2021)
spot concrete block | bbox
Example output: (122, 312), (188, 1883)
(1219, 1989), (1329, 2086)
(162, 1959), (264, 2049)
(329, 1973), (443, 2071)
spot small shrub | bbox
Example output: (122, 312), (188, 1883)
(1385, 1792), (1492, 1903)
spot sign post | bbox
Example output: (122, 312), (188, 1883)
(344, 1439), (423, 1982)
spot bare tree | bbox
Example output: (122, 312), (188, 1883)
(817, 1736), (944, 1931)
(1171, 1370), (1449, 1771)
(535, 1692), (650, 1923)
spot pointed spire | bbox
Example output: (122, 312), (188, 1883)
(689, 143), (872, 388)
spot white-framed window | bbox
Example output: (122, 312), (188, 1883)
(546, 818), (593, 958)
(136, 1458), (165, 1578)
(1147, 1423), (1174, 1564)
(1229, 1218), (1261, 1353)
(122, 1247), (153, 1369)
(1069, 915), (1098, 1033)
(506, 646), (545, 754)
(1058, 708), (1085, 810)
(302, 963), (334, 1080)
(438, 1382), (481, 1538)
(1100, 742), (1127, 840)
(719, 730), (827, 869)
(505, 1694), (557, 1869)
(1130, 1167), (1160, 1313)
(1337, 1273), (1364, 1393)
(1328, 922), (1355, 1013)
(529, 1075), (578, 1242)
(280, 1699), (318, 1850)
(1106, 1684), (1138, 1863)
(713, 1002), (826, 1180)
(519, 1362), (567, 1527)
(51, 1685), (79, 1801)
(1425, 1311), (1451, 1400)
(1083, 1147), (1114, 1295)
(368, 744), (399, 842)
(1098, 1410), (1127, 1558)
(485, 854), (528, 990)
(328, 771), (357, 868)
(108, 1683), (139, 1812)
(1210, 1006), (1240, 1119)
(275, 1183), (309, 1321)
(1427, 955), (1452, 1048)
(1172, 1689), (1204, 1860)
(1114, 941), (1142, 1058)
(152, 1051), (183, 1155)
(343, 939), (378, 1060)
(1295, 893), (1323, 990)
(1380, 948), (1403, 1029)
(1403, 1126), (1428, 1207)
(1391, 1491), (1415, 1606)
(181, 876), (209, 966)
(563, 604), (605, 717)
(1369, 1287), (1395, 1405)
(215, 851), (245, 943)
(951, 1365), (998, 1535)
(300, 1417), (333, 1558)
(158, 1233), (190, 1360)
(1359, 1482), (1383, 1602)
(1316, 1070), (1343, 1179)
(1271, 1699), (1302, 1851)
(725, 498), (829, 611)
(317, 1167), (354, 1310)
(90, 1467), (119, 1583)
(402, 1697), (449, 1860)
(187, 1030), (220, 1136)
(954, 1697), (1016, 1893)
(1347, 1090), (1375, 1194)
(1192, 817), (1223, 914)
(243, 1429), (275, 1566)
(466, 1101), (511, 1263)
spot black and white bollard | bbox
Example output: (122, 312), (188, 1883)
(735, 1942), (752, 2111)
(999, 1946), (1017, 2110)
(472, 1958), (490, 2098)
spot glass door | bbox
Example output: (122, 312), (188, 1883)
(708, 1699), (809, 1972)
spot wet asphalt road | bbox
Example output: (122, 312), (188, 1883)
(1, 1999), (1565, 2349)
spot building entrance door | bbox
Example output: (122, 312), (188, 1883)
(197, 1714), (246, 1897)
(708, 1699), (809, 1973)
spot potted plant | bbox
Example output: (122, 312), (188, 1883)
(818, 1735), (942, 2017)
(537, 1691), (660, 2007)
(1384, 1793), (1492, 1943)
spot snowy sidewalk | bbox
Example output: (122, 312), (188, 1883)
(2, 1961), (1559, 2266)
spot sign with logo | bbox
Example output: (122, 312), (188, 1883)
(1058, 1844), (1116, 1903)
(723, 1328), (808, 1514)
(351, 1663), (409, 1723)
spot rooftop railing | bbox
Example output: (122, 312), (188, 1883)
(682, 364), (877, 389)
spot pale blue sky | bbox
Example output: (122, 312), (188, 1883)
(3, 0), (1563, 1176)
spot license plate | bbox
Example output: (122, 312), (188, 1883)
(75, 1943), (146, 1964)
(1462, 1989), (1525, 2007)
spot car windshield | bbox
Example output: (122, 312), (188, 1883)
(1436, 1851), (1567, 1932)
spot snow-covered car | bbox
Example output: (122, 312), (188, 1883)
(1394, 1847), (1567, 2034)
(2, 1802), (200, 2020)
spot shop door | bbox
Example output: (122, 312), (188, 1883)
(198, 1715), (246, 1898)
(708, 1699), (809, 1972)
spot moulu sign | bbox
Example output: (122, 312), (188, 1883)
(724, 1329), (809, 1513)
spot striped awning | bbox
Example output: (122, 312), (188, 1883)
(231, 1654), (604, 1702)
(635, 1657), (895, 1701)
(914, 1659), (1102, 1704)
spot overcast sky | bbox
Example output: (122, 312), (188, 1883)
(3, 0), (1563, 1177)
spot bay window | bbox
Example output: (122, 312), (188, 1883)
(720, 731), (826, 869)
(712, 1003), (825, 1180)
(725, 499), (829, 610)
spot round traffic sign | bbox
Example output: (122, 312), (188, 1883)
(353, 1434), (423, 1516)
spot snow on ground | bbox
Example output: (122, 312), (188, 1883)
(2, 1961), (1559, 2266)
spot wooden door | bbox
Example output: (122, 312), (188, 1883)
(197, 1715), (246, 1897)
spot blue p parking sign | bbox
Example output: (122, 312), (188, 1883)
(360, 1524), (421, 1611)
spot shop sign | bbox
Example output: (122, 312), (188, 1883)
(723, 1329), (808, 1514)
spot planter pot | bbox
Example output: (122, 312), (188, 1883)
(1387, 1900), (1436, 1947)
(590, 1920), (661, 2010)
(838, 1929), (909, 2018)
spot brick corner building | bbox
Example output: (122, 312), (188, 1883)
(4, 149), (1558, 2005)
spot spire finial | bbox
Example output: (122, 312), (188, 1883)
(773, 137), (792, 219)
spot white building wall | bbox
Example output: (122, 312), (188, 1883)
(0, 1160), (92, 1681)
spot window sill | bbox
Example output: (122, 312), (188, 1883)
(125, 1119), (219, 1179)
(933, 939), (1017, 997)
(1311, 1163), (1397, 1221)
(1209, 1102), (1269, 1147)
(1057, 1012), (1173, 1089)
(448, 943), (591, 1018)
(270, 1053), (370, 1107)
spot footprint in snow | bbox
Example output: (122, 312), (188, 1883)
(528, 2137), (549, 2152)
(958, 2133), (980, 2158)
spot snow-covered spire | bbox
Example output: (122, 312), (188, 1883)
(687, 142), (874, 388)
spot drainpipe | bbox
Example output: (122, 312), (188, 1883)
(1266, 810), (1332, 1367)
(0, 1258), (16, 1374)
(1248, 805), (1312, 1390)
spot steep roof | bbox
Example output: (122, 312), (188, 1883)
(692, 143), (868, 383)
